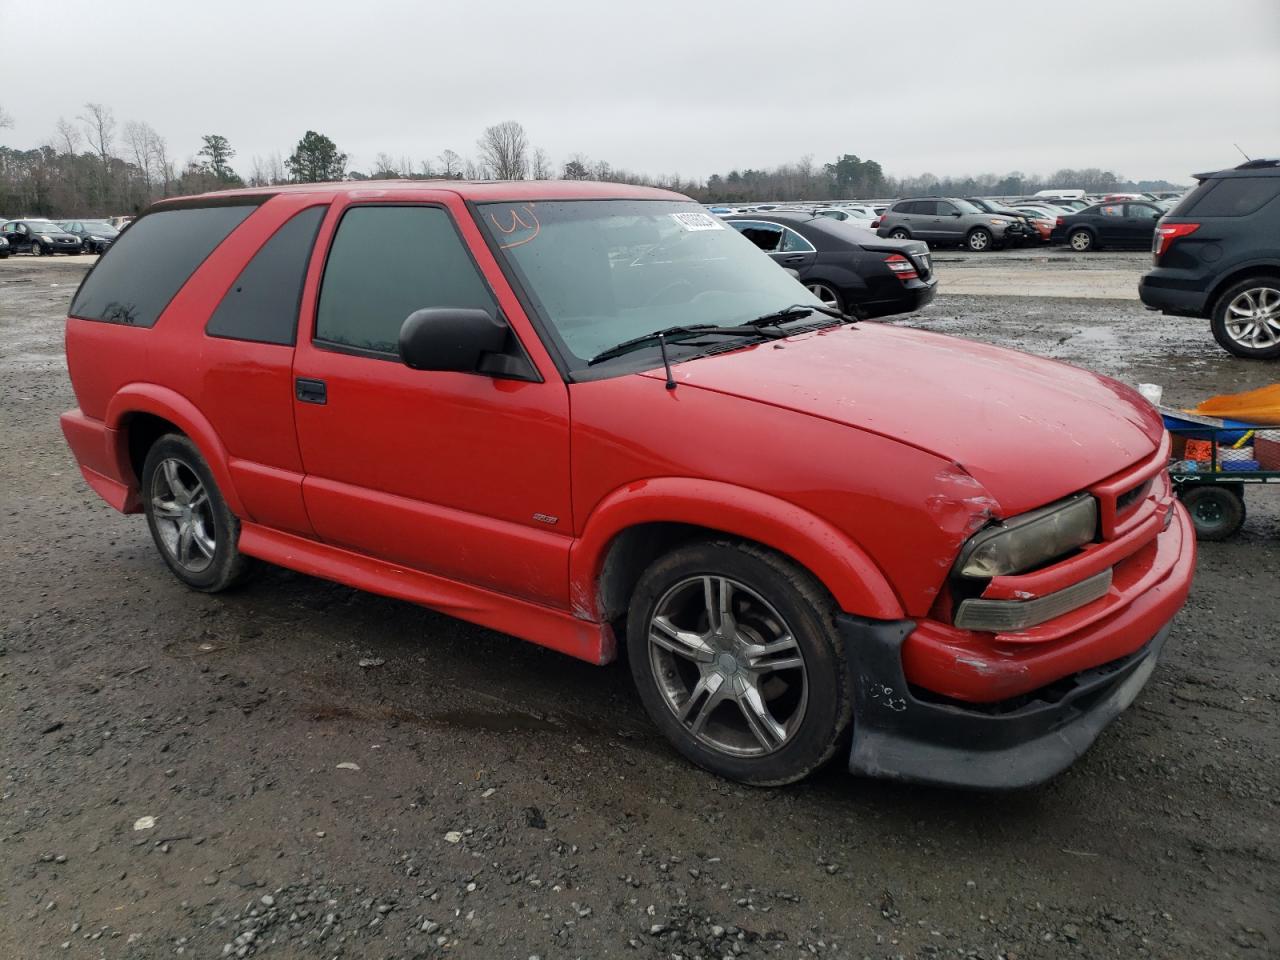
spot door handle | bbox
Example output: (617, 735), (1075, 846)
(295, 377), (327, 405)
(783, 255), (806, 263)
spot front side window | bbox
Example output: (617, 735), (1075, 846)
(70, 203), (259, 327)
(936, 202), (958, 216)
(1127, 204), (1161, 219)
(315, 206), (496, 355)
(478, 200), (825, 373)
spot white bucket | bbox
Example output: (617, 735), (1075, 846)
(1137, 383), (1163, 406)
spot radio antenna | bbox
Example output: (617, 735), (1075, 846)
(1234, 143), (1252, 162)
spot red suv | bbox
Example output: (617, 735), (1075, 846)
(60, 181), (1195, 789)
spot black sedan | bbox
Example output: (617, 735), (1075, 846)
(58, 219), (119, 254)
(1050, 201), (1164, 252)
(722, 212), (937, 318)
(1, 219), (83, 256)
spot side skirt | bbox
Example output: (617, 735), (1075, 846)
(237, 522), (615, 665)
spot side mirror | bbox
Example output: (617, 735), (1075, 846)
(399, 307), (510, 373)
(950, 211), (963, 217)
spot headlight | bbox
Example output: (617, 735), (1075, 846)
(40, 234), (52, 241)
(955, 494), (1097, 578)
(989, 219), (1009, 227)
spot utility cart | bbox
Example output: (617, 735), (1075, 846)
(1161, 409), (1280, 540)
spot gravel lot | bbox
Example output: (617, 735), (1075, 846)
(1, 255), (1276, 960)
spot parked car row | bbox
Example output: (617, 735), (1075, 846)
(0, 218), (120, 256)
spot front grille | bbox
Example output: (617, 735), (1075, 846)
(1116, 479), (1152, 514)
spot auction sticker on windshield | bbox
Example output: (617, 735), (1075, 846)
(670, 211), (724, 231)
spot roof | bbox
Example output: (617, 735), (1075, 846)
(151, 178), (690, 209)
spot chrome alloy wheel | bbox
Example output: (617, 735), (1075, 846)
(647, 575), (808, 757)
(149, 458), (216, 573)
(1223, 286), (1280, 349)
(805, 283), (840, 308)
(1069, 231), (1093, 251)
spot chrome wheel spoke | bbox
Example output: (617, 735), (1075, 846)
(651, 616), (715, 664)
(743, 635), (803, 674)
(703, 576), (735, 636)
(738, 681), (787, 750)
(177, 521), (195, 563)
(679, 672), (726, 734)
(151, 496), (184, 520)
(162, 460), (189, 502)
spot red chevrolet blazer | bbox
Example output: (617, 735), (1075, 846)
(60, 180), (1195, 789)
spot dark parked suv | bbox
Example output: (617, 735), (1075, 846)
(1139, 159), (1280, 359)
(876, 197), (1025, 251)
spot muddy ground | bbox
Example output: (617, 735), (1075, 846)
(1, 255), (1276, 960)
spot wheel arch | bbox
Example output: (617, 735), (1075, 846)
(569, 479), (904, 629)
(105, 385), (247, 517)
(1206, 262), (1280, 315)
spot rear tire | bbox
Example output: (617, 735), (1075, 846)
(1209, 276), (1280, 359)
(1068, 229), (1095, 252)
(626, 539), (853, 786)
(1179, 485), (1245, 541)
(141, 434), (254, 592)
(805, 281), (844, 315)
(888, 228), (910, 240)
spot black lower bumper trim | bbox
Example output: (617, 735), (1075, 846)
(841, 614), (1172, 790)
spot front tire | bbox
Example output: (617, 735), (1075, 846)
(626, 540), (853, 786)
(965, 228), (993, 252)
(1209, 277), (1280, 359)
(141, 434), (254, 592)
(1068, 229), (1095, 252)
(31, 241), (44, 257)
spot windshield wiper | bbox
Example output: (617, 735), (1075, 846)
(750, 302), (860, 326)
(587, 323), (785, 366)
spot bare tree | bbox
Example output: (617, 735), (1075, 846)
(438, 149), (462, 178)
(124, 121), (157, 190)
(78, 103), (116, 167)
(371, 152), (399, 178)
(0, 104), (12, 129)
(53, 118), (82, 155)
(531, 147), (553, 180)
(477, 121), (528, 180)
(153, 134), (173, 196)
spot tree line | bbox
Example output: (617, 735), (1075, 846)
(0, 104), (1183, 219)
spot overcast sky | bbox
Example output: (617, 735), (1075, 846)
(4, 0), (1278, 184)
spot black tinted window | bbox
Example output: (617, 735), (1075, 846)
(1186, 177), (1280, 217)
(316, 206), (495, 354)
(206, 206), (325, 345)
(730, 221), (784, 252)
(70, 203), (258, 327)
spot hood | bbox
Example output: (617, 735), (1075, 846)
(642, 323), (1163, 515)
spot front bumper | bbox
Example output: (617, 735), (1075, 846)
(842, 500), (1194, 790)
(844, 615), (1172, 790)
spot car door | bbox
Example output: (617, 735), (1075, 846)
(7, 222), (30, 252)
(1095, 204), (1126, 243)
(774, 226), (818, 276)
(290, 197), (574, 609)
(932, 201), (963, 242)
(1123, 203), (1162, 247)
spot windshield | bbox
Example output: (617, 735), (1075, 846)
(952, 199), (981, 214)
(83, 221), (118, 235)
(28, 221), (62, 233)
(477, 199), (823, 372)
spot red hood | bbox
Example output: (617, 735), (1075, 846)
(641, 323), (1164, 514)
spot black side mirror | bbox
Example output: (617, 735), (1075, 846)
(951, 211), (963, 217)
(399, 307), (510, 373)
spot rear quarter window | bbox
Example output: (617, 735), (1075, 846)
(1182, 177), (1280, 217)
(70, 202), (260, 327)
(205, 205), (326, 345)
